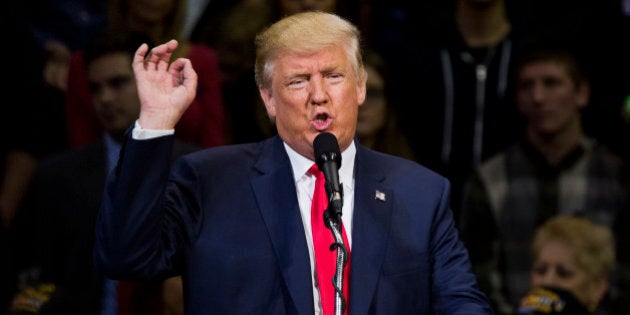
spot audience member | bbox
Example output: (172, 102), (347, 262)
(5, 30), (197, 315)
(516, 0), (630, 160)
(356, 50), (416, 161)
(65, 0), (226, 148)
(389, 0), (528, 216)
(93, 11), (493, 314)
(517, 215), (615, 314)
(458, 41), (630, 314)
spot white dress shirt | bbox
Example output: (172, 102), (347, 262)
(284, 142), (355, 315)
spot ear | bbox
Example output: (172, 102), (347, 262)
(259, 87), (276, 119)
(357, 70), (367, 107)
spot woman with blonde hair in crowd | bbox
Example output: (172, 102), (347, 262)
(518, 215), (615, 314)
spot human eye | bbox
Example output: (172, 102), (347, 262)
(556, 265), (575, 279)
(532, 263), (548, 276)
(326, 73), (344, 83)
(88, 82), (102, 95)
(109, 75), (133, 90)
(543, 77), (562, 88)
(287, 76), (308, 88)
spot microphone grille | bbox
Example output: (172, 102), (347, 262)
(313, 132), (341, 169)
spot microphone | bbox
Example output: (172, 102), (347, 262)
(313, 132), (343, 219)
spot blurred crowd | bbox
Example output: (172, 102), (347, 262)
(2, 0), (629, 314)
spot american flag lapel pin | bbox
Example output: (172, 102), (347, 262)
(375, 190), (386, 202)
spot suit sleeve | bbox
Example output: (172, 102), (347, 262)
(430, 176), (496, 314)
(94, 134), (189, 281)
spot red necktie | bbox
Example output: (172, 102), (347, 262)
(309, 164), (350, 315)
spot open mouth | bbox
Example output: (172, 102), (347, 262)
(312, 113), (332, 130)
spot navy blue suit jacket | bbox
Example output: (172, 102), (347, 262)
(95, 134), (493, 314)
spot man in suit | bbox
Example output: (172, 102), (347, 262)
(94, 11), (493, 314)
(6, 30), (196, 314)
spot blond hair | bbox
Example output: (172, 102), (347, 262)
(532, 215), (615, 281)
(254, 11), (365, 90)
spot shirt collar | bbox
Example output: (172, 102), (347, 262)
(284, 140), (356, 185)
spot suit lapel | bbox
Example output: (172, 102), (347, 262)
(349, 146), (393, 315)
(250, 136), (314, 315)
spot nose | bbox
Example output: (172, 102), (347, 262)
(531, 83), (546, 104)
(538, 270), (559, 287)
(309, 78), (329, 105)
(93, 85), (115, 108)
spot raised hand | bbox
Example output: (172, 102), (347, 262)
(132, 39), (198, 130)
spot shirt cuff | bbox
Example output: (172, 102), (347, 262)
(132, 121), (175, 140)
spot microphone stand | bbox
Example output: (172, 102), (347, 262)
(324, 209), (349, 315)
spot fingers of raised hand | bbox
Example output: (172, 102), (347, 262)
(134, 40), (179, 71)
(133, 43), (149, 71)
(169, 58), (198, 95)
